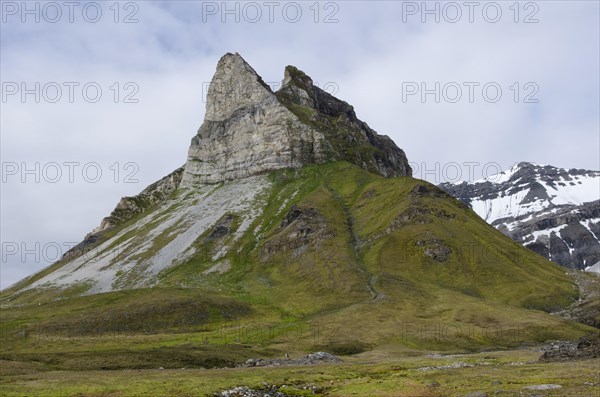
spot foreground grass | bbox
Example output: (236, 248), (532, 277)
(1, 348), (598, 397)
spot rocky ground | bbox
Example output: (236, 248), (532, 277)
(216, 384), (320, 397)
(553, 270), (600, 327)
(540, 332), (600, 362)
(214, 352), (340, 396)
(237, 352), (342, 368)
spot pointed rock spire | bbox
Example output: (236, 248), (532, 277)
(180, 53), (411, 187)
(181, 53), (315, 186)
(205, 53), (274, 121)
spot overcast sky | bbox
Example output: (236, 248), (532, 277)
(1, 0), (599, 289)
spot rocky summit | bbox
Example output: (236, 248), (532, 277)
(440, 162), (600, 271)
(181, 53), (411, 186)
(1, 54), (596, 377)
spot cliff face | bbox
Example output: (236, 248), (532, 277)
(180, 53), (411, 186)
(180, 53), (323, 186)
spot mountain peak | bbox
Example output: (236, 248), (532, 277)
(205, 52), (273, 121)
(282, 65), (314, 93)
(181, 53), (411, 186)
(278, 65), (358, 120)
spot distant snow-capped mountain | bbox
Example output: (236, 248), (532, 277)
(439, 162), (600, 272)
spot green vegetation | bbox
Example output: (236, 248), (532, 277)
(1, 349), (597, 396)
(0, 162), (595, 386)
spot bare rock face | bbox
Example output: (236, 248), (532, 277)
(181, 53), (326, 186)
(181, 53), (411, 186)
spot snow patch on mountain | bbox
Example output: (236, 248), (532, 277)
(581, 219), (600, 240)
(530, 224), (568, 242)
(547, 176), (599, 206)
(585, 262), (600, 274)
(470, 188), (533, 223)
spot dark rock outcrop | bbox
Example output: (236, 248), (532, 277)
(261, 205), (332, 260)
(277, 65), (412, 178)
(540, 333), (600, 362)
